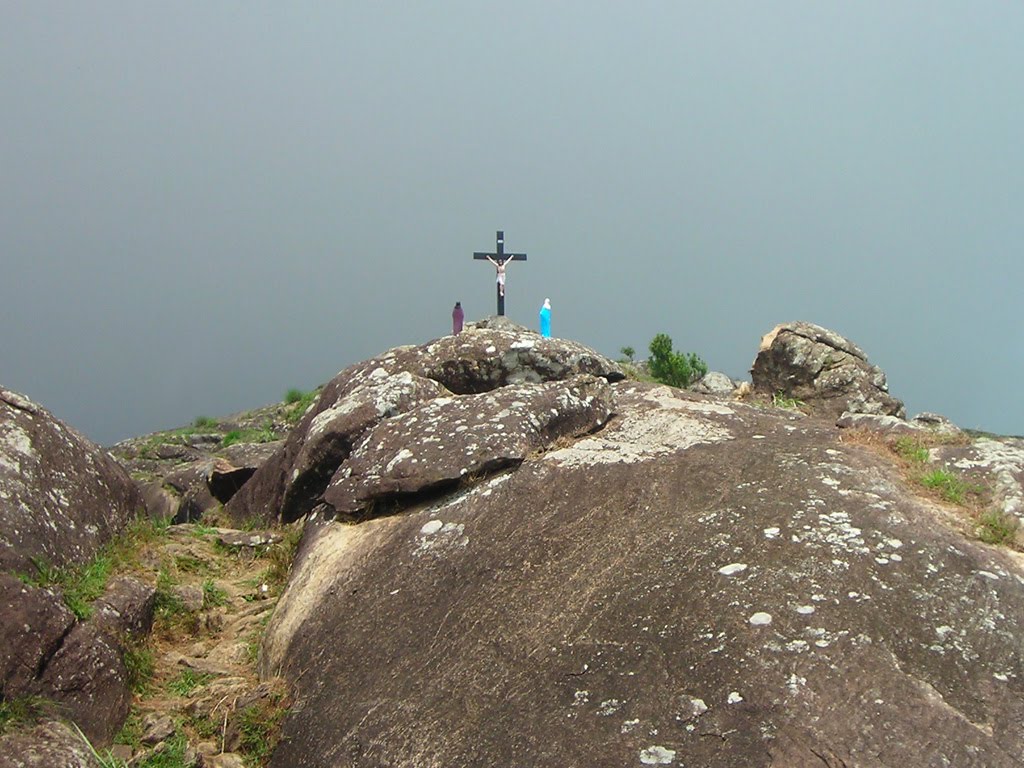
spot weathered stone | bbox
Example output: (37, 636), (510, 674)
(911, 411), (964, 436)
(34, 623), (130, 746)
(750, 322), (905, 421)
(139, 480), (179, 522)
(0, 574), (75, 699)
(689, 370), (735, 395)
(140, 713), (175, 746)
(261, 380), (1024, 767)
(933, 437), (1024, 524)
(208, 458), (257, 504)
(324, 374), (614, 516)
(216, 530), (283, 549)
(0, 720), (102, 768)
(227, 330), (624, 527)
(0, 387), (145, 574)
(171, 584), (205, 613)
(91, 575), (157, 640)
(207, 754), (246, 768)
(835, 412), (924, 435)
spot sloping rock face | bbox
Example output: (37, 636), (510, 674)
(933, 437), (1024, 525)
(227, 327), (624, 526)
(0, 388), (145, 573)
(261, 381), (1024, 768)
(751, 322), (905, 421)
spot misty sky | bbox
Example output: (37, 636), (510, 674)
(3, 3), (1023, 446)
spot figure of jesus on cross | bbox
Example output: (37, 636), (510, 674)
(473, 230), (527, 316)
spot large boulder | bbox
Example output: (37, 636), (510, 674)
(227, 328), (624, 526)
(260, 380), (1024, 767)
(0, 388), (145, 574)
(750, 322), (905, 421)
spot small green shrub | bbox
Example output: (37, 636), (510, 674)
(284, 388), (305, 404)
(193, 416), (218, 429)
(619, 346), (635, 363)
(647, 333), (707, 389)
(978, 509), (1019, 545)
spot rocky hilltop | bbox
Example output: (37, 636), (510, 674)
(4, 319), (1024, 767)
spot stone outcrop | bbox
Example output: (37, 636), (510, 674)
(690, 371), (736, 395)
(751, 321), (905, 421)
(259, 375), (1024, 767)
(227, 326), (624, 526)
(0, 388), (145, 574)
(0, 720), (102, 768)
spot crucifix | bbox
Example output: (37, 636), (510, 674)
(473, 230), (527, 316)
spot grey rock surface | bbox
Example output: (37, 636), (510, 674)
(261, 380), (1024, 767)
(750, 322), (905, 420)
(227, 328), (625, 526)
(0, 388), (144, 574)
(690, 371), (736, 395)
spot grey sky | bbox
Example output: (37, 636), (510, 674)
(3, 3), (1022, 445)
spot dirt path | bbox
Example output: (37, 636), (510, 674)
(112, 522), (297, 767)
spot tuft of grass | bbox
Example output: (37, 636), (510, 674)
(284, 388), (319, 424)
(123, 640), (156, 695)
(193, 416), (218, 429)
(0, 696), (51, 735)
(920, 469), (971, 505)
(237, 694), (288, 765)
(771, 392), (804, 410)
(132, 730), (188, 768)
(17, 515), (171, 619)
(261, 523), (304, 592)
(167, 668), (213, 697)
(893, 436), (930, 464)
(222, 424), (279, 448)
(978, 509), (1019, 546)
(202, 578), (229, 608)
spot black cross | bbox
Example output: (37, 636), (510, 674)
(473, 230), (527, 316)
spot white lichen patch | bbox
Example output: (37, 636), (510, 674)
(639, 746), (676, 765)
(413, 522), (467, 557)
(718, 563), (748, 576)
(621, 718), (641, 734)
(749, 612), (773, 626)
(420, 519), (444, 535)
(796, 605), (815, 615)
(545, 396), (731, 468)
(597, 699), (622, 716)
(763, 527), (781, 539)
(727, 691), (744, 704)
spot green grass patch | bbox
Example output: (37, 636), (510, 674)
(222, 424), (279, 448)
(894, 436), (931, 464)
(193, 416), (218, 429)
(284, 388), (319, 424)
(123, 641), (156, 695)
(238, 694), (288, 766)
(202, 578), (229, 608)
(167, 668), (214, 697)
(771, 392), (804, 410)
(133, 730), (188, 768)
(920, 469), (971, 505)
(0, 696), (51, 735)
(17, 516), (170, 620)
(978, 509), (1019, 546)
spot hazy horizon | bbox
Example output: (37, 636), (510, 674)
(4, 3), (1023, 445)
